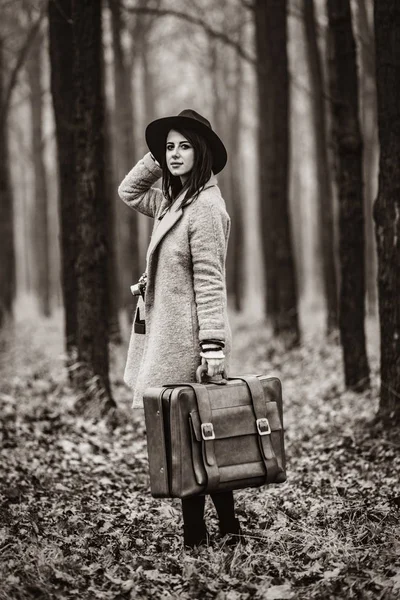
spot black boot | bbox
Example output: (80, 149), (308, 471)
(219, 517), (244, 545)
(182, 496), (208, 548)
(211, 492), (244, 545)
(183, 521), (209, 548)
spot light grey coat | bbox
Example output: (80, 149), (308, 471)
(118, 152), (232, 408)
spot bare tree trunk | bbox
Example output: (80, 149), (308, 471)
(227, 28), (245, 312)
(374, 0), (400, 425)
(72, 0), (114, 411)
(209, 37), (231, 206)
(125, 8), (158, 268)
(138, 30), (157, 262)
(289, 162), (305, 298)
(356, 0), (378, 316)
(326, 0), (370, 390)
(48, 0), (78, 355)
(303, 0), (338, 334)
(104, 107), (122, 344)
(0, 39), (16, 328)
(108, 0), (139, 318)
(26, 27), (51, 317)
(255, 0), (299, 345)
(15, 139), (32, 293)
(208, 38), (238, 305)
(212, 7), (245, 313)
(142, 33), (157, 126)
(255, 0), (275, 320)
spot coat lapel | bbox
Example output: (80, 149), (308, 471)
(146, 204), (183, 264)
(146, 174), (218, 264)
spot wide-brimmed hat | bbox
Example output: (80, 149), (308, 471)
(145, 109), (227, 174)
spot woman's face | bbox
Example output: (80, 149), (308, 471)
(166, 130), (195, 183)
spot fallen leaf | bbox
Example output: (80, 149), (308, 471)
(263, 584), (293, 599)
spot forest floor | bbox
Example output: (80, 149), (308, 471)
(0, 306), (399, 600)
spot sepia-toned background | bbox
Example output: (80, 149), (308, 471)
(0, 1), (399, 598)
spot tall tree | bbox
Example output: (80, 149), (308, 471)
(208, 21), (244, 311)
(141, 28), (157, 128)
(374, 0), (400, 424)
(356, 0), (378, 316)
(255, 0), (299, 345)
(303, 0), (338, 334)
(0, 38), (16, 328)
(0, 4), (44, 328)
(104, 106), (122, 344)
(26, 25), (51, 317)
(48, 0), (77, 354)
(136, 12), (158, 264)
(72, 0), (114, 411)
(108, 0), (139, 316)
(227, 30), (245, 312)
(326, 0), (370, 390)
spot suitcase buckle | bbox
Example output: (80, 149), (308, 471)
(256, 418), (271, 436)
(201, 422), (215, 440)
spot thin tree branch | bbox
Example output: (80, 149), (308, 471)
(0, 4), (45, 128)
(123, 5), (256, 64)
(240, 0), (254, 10)
(10, 83), (49, 111)
(49, 0), (73, 25)
(124, 3), (332, 103)
(0, 0), (21, 10)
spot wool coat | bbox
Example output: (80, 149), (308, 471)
(118, 152), (232, 408)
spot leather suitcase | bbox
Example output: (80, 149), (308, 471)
(143, 371), (286, 498)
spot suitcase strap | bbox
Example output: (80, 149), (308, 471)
(172, 376), (282, 491)
(178, 382), (221, 491)
(232, 376), (281, 484)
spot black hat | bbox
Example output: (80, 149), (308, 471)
(145, 109), (228, 174)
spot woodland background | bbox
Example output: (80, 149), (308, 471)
(0, 0), (399, 599)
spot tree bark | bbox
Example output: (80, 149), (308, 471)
(108, 0), (139, 317)
(26, 27), (51, 317)
(255, 0), (299, 345)
(208, 37), (239, 308)
(373, 0), (400, 424)
(48, 0), (78, 353)
(104, 106), (122, 344)
(227, 30), (245, 312)
(72, 0), (114, 411)
(141, 32), (157, 127)
(0, 38), (16, 328)
(356, 0), (378, 316)
(303, 0), (338, 334)
(326, 0), (370, 390)
(139, 28), (158, 263)
(125, 5), (158, 268)
(254, 0), (275, 319)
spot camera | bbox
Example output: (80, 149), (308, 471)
(130, 272), (147, 298)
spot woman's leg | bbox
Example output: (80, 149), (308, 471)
(210, 491), (242, 541)
(210, 490), (235, 522)
(181, 495), (208, 547)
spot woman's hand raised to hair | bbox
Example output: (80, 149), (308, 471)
(150, 153), (161, 168)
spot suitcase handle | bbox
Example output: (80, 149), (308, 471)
(196, 363), (227, 385)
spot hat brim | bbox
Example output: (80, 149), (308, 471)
(145, 116), (227, 174)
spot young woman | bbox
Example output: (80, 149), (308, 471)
(118, 109), (241, 547)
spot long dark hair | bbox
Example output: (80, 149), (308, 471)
(161, 127), (213, 208)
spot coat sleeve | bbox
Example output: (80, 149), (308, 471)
(189, 198), (230, 343)
(118, 152), (163, 218)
